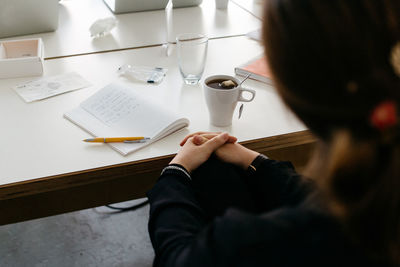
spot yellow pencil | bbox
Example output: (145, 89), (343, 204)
(83, 137), (150, 143)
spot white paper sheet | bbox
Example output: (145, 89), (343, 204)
(246, 29), (261, 41)
(14, 72), (91, 102)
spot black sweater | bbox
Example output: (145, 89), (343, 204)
(147, 156), (375, 267)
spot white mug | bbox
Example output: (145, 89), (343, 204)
(204, 75), (256, 127)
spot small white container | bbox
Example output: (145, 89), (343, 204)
(0, 38), (44, 79)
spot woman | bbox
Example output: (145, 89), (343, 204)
(147, 0), (400, 266)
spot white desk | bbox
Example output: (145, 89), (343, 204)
(232, 0), (264, 19)
(0, 0), (261, 58)
(1, 36), (305, 185)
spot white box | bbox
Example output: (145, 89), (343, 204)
(103, 0), (202, 13)
(0, 38), (44, 79)
(0, 0), (59, 38)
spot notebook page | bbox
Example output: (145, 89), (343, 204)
(65, 83), (189, 155)
(80, 83), (178, 138)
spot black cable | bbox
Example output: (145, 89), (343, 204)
(105, 199), (149, 212)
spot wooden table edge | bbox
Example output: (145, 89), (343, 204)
(0, 130), (316, 225)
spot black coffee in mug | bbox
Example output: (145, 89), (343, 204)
(206, 79), (237, 89)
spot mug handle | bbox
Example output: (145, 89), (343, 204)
(238, 88), (256, 102)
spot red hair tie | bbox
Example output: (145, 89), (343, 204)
(369, 100), (398, 131)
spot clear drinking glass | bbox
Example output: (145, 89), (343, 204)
(176, 33), (208, 85)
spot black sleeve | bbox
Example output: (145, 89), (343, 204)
(147, 168), (294, 267)
(147, 169), (334, 267)
(243, 155), (315, 212)
(147, 169), (211, 266)
(189, 155), (314, 215)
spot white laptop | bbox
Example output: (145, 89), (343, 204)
(0, 0), (59, 38)
(104, 0), (203, 14)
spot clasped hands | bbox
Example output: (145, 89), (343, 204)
(170, 132), (260, 173)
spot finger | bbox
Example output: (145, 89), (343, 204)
(193, 135), (208, 145)
(199, 133), (237, 143)
(180, 132), (207, 146)
(204, 132), (230, 152)
(184, 136), (195, 146)
(229, 136), (238, 143)
(180, 134), (197, 146)
(180, 132), (222, 146)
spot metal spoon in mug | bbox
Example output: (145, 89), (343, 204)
(238, 73), (251, 87)
(238, 74), (251, 119)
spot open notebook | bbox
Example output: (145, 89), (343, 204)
(64, 83), (190, 156)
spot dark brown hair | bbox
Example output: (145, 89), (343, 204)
(263, 0), (400, 263)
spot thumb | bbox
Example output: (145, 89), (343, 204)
(205, 132), (229, 151)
